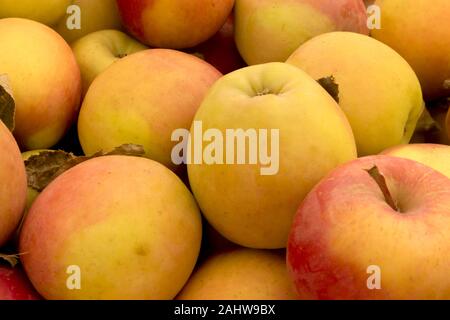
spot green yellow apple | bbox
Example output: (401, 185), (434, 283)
(287, 32), (424, 156)
(0, 18), (81, 150)
(54, 0), (123, 44)
(78, 49), (221, 170)
(381, 144), (450, 178)
(177, 249), (298, 300)
(0, 0), (71, 26)
(187, 62), (357, 249)
(288, 155), (450, 299)
(19, 155), (202, 299)
(371, 0), (450, 100)
(0, 120), (27, 246)
(72, 29), (148, 96)
(116, 0), (235, 49)
(235, 0), (369, 65)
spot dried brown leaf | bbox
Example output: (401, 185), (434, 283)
(0, 74), (15, 131)
(317, 76), (339, 103)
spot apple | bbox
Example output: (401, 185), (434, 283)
(0, 0), (71, 26)
(235, 0), (369, 65)
(116, 0), (235, 49)
(0, 18), (81, 150)
(78, 49), (221, 171)
(0, 120), (27, 247)
(190, 14), (246, 75)
(19, 155), (202, 299)
(177, 249), (298, 300)
(72, 29), (148, 96)
(0, 266), (41, 300)
(288, 155), (450, 299)
(371, 0), (450, 100)
(287, 32), (424, 156)
(54, 0), (123, 44)
(187, 62), (357, 249)
(381, 144), (450, 179)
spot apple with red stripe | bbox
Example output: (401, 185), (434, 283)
(116, 0), (235, 49)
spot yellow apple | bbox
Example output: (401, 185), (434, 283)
(177, 249), (298, 300)
(54, 0), (123, 44)
(371, 0), (450, 100)
(0, 120), (27, 246)
(235, 0), (369, 65)
(0, 18), (81, 150)
(78, 49), (221, 171)
(287, 32), (424, 156)
(19, 156), (202, 299)
(0, 0), (71, 26)
(381, 144), (450, 178)
(187, 62), (357, 249)
(72, 30), (148, 96)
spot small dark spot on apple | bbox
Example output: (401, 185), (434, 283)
(135, 244), (148, 256)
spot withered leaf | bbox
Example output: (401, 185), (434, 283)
(317, 76), (339, 103)
(25, 144), (145, 192)
(414, 105), (437, 133)
(0, 253), (20, 268)
(25, 150), (76, 192)
(0, 74), (15, 131)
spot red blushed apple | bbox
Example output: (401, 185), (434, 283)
(0, 266), (41, 300)
(287, 155), (450, 299)
(190, 15), (246, 74)
(116, 0), (235, 49)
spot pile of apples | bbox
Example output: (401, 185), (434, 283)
(0, 0), (449, 300)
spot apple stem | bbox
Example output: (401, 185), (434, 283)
(365, 165), (399, 212)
